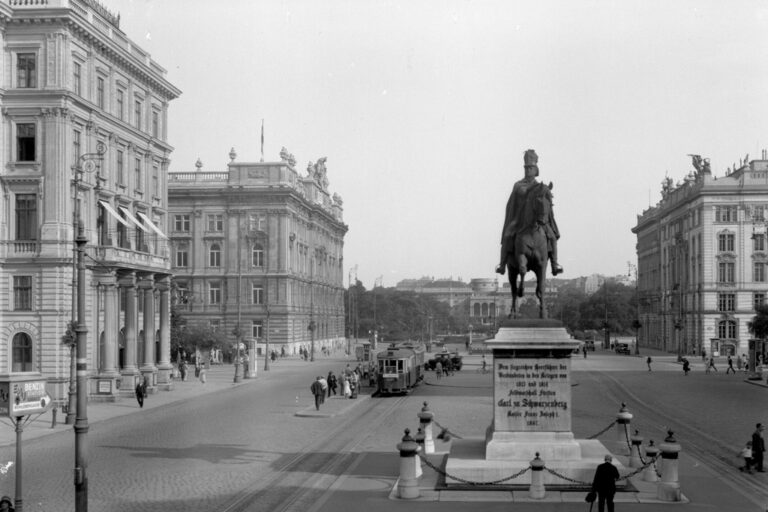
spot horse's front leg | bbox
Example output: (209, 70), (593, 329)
(536, 271), (547, 319)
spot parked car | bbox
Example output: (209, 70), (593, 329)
(425, 351), (463, 371)
(615, 343), (631, 355)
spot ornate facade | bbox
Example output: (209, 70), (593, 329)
(167, 149), (347, 361)
(632, 153), (768, 357)
(0, 1), (181, 402)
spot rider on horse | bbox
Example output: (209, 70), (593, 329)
(496, 149), (563, 277)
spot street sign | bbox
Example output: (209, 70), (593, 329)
(0, 374), (52, 417)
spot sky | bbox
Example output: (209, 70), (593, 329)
(108, 0), (768, 289)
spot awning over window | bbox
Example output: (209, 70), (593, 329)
(98, 201), (132, 228)
(137, 212), (168, 239)
(118, 206), (151, 233)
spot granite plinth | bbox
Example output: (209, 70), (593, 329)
(485, 430), (582, 461)
(445, 437), (626, 488)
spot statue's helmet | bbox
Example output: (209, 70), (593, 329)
(524, 149), (539, 176)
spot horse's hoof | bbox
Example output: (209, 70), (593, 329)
(495, 265), (505, 275)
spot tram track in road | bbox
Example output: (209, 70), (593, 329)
(589, 371), (768, 508)
(220, 393), (409, 512)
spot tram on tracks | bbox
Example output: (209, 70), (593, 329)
(376, 342), (426, 395)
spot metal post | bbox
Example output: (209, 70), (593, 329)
(14, 416), (23, 512)
(264, 302), (271, 371)
(74, 223), (89, 511)
(66, 343), (76, 424)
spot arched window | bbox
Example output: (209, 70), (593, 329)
(209, 243), (221, 267)
(473, 303), (481, 317)
(252, 244), (264, 267)
(12, 332), (33, 372)
(481, 303), (489, 317)
(717, 320), (737, 339)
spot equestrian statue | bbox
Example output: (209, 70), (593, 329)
(496, 149), (562, 318)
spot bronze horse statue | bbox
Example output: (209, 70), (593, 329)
(505, 181), (553, 318)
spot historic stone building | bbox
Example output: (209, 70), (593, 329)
(167, 148), (347, 363)
(0, 1), (180, 402)
(632, 154), (768, 357)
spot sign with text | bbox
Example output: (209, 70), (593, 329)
(0, 375), (52, 417)
(494, 357), (571, 432)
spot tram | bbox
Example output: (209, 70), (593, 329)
(376, 342), (426, 395)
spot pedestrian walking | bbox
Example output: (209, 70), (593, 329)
(179, 360), (188, 382)
(0, 495), (14, 512)
(646, 356), (652, 371)
(701, 349), (707, 362)
(583, 345), (587, 358)
(135, 378), (146, 408)
(591, 454), (620, 512)
(435, 361), (443, 379)
(311, 376), (324, 411)
(736, 354), (743, 372)
(682, 358), (690, 376)
(327, 371), (337, 397)
(739, 441), (754, 473)
(342, 374), (351, 398)
(752, 423), (766, 472)
(318, 375), (328, 405)
(707, 357), (718, 373)
(726, 355), (736, 374)
(199, 365), (207, 384)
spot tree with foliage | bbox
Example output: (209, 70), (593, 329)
(748, 304), (768, 339)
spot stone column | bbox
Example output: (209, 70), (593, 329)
(101, 275), (119, 377)
(120, 272), (139, 391)
(139, 275), (157, 392)
(156, 276), (173, 389)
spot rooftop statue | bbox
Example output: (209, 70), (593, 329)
(496, 149), (561, 318)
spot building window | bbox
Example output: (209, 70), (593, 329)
(209, 244), (221, 267)
(754, 234), (765, 252)
(96, 77), (105, 109)
(152, 165), (159, 197)
(718, 233), (735, 252)
(754, 293), (765, 310)
(117, 150), (125, 186)
(252, 284), (263, 305)
(174, 214), (190, 232)
(17, 53), (36, 88)
(175, 247), (188, 268)
(13, 276), (32, 311)
(717, 293), (735, 312)
(117, 209), (128, 248)
(252, 320), (263, 339)
(117, 89), (124, 120)
(755, 262), (766, 282)
(209, 281), (221, 305)
(15, 194), (37, 241)
(209, 319), (220, 332)
(134, 158), (142, 191)
(718, 261), (735, 283)
(717, 319), (737, 339)
(135, 212), (145, 251)
(252, 244), (264, 267)
(754, 206), (766, 221)
(152, 110), (159, 138)
(73, 130), (81, 168)
(715, 206), (737, 222)
(12, 333), (33, 372)
(134, 100), (142, 130)
(17, 123), (36, 162)
(207, 214), (223, 232)
(73, 61), (82, 95)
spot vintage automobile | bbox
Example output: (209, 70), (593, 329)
(425, 351), (463, 371)
(615, 343), (631, 355)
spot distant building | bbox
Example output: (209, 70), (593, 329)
(394, 277), (471, 306)
(168, 149), (347, 360)
(632, 153), (768, 357)
(0, 1), (180, 401)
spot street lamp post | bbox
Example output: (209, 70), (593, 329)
(71, 142), (106, 512)
(264, 302), (271, 371)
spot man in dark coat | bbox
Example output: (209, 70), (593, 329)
(592, 454), (620, 512)
(135, 379), (146, 408)
(753, 423), (766, 472)
(310, 376), (324, 411)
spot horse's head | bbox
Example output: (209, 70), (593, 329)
(530, 182), (552, 225)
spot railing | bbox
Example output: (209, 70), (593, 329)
(169, 172), (230, 182)
(0, 241), (41, 258)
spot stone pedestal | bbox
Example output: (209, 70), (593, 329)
(445, 319), (625, 487)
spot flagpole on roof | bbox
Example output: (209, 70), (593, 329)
(260, 119), (264, 162)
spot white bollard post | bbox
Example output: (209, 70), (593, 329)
(643, 440), (660, 482)
(413, 427), (425, 479)
(616, 403), (633, 452)
(397, 428), (421, 499)
(629, 429), (644, 468)
(417, 402), (435, 454)
(529, 452), (546, 499)
(657, 431), (682, 501)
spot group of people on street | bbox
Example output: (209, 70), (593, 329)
(434, 358), (456, 379)
(739, 423), (766, 474)
(311, 364), (371, 410)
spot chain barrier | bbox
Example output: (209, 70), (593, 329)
(432, 419), (464, 440)
(417, 452), (531, 485)
(587, 420), (617, 439)
(543, 467), (591, 486)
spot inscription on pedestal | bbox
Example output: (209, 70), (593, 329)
(494, 357), (571, 432)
